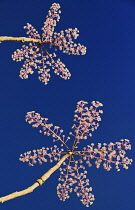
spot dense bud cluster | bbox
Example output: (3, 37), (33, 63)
(51, 56), (71, 80)
(73, 165), (95, 207)
(25, 111), (68, 145)
(77, 139), (132, 171)
(71, 101), (103, 150)
(57, 160), (77, 201)
(53, 28), (86, 55)
(19, 145), (64, 166)
(42, 3), (61, 42)
(12, 3), (86, 85)
(24, 23), (41, 39)
(57, 161), (94, 207)
(21, 101), (132, 207)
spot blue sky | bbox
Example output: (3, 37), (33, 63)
(0, 0), (135, 209)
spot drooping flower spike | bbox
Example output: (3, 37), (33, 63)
(12, 3), (86, 85)
(20, 101), (132, 207)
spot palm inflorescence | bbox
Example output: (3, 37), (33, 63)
(12, 3), (86, 85)
(20, 101), (132, 207)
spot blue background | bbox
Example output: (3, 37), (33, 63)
(0, 0), (135, 209)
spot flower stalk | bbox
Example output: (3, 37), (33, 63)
(0, 153), (71, 203)
(0, 36), (41, 43)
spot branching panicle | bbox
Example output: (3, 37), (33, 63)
(57, 157), (77, 201)
(53, 29), (86, 55)
(57, 160), (94, 207)
(77, 139), (132, 171)
(25, 111), (70, 151)
(12, 3), (86, 85)
(26, 111), (62, 136)
(42, 3), (61, 42)
(20, 101), (133, 207)
(71, 101), (103, 151)
(52, 57), (71, 79)
(19, 145), (64, 166)
(74, 164), (95, 207)
(24, 23), (41, 39)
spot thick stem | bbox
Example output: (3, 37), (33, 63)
(0, 153), (71, 203)
(0, 36), (41, 43)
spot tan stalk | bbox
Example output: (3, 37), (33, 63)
(0, 36), (41, 43)
(0, 153), (71, 203)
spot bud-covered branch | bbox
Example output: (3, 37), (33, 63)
(0, 100), (132, 206)
(71, 101), (103, 151)
(75, 139), (132, 171)
(19, 145), (66, 166)
(0, 3), (86, 85)
(20, 101), (132, 207)
(25, 111), (71, 151)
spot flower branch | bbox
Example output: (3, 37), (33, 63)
(0, 3), (86, 85)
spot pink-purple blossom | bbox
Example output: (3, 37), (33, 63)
(12, 3), (86, 85)
(19, 101), (132, 207)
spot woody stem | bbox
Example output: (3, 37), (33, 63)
(0, 153), (72, 203)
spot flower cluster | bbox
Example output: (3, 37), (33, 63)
(70, 101), (103, 150)
(53, 28), (86, 55)
(42, 3), (61, 42)
(12, 3), (86, 85)
(20, 101), (132, 207)
(25, 111), (70, 145)
(73, 100), (103, 137)
(24, 23), (41, 39)
(19, 145), (64, 166)
(76, 139), (132, 171)
(57, 161), (94, 207)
